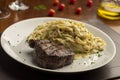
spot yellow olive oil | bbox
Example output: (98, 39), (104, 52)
(97, 2), (120, 20)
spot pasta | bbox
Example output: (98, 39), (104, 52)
(27, 20), (106, 55)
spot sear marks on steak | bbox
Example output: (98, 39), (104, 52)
(33, 40), (74, 69)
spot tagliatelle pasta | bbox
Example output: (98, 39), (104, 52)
(27, 20), (106, 55)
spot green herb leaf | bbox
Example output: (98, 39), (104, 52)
(34, 6), (39, 10)
(34, 4), (47, 10)
(91, 62), (95, 64)
(98, 53), (102, 57)
(39, 4), (47, 10)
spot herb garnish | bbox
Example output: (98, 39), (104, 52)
(34, 4), (47, 10)
(91, 62), (95, 64)
(19, 51), (21, 54)
(8, 41), (11, 45)
(98, 53), (102, 57)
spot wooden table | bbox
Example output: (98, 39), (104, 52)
(0, 0), (120, 33)
(1, 0), (120, 80)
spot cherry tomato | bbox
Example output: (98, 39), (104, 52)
(48, 9), (56, 16)
(75, 7), (82, 14)
(70, 0), (76, 4)
(53, 0), (59, 6)
(87, 0), (93, 7)
(58, 3), (65, 11)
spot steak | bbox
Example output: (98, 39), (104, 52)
(32, 40), (74, 69)
(28, 39), (36, 48)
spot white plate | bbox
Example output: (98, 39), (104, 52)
(1, 17), (116, 73)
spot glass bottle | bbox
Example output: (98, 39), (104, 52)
(97, 0), (120, 20)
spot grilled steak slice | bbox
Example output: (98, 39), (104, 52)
(33, 40), (74, 69)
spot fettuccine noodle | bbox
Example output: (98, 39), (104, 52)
(27, 20), (106, 55)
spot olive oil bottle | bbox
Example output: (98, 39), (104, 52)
(97, 0), (120, 20)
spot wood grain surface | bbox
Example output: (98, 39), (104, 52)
(0, 0), (120, 33)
